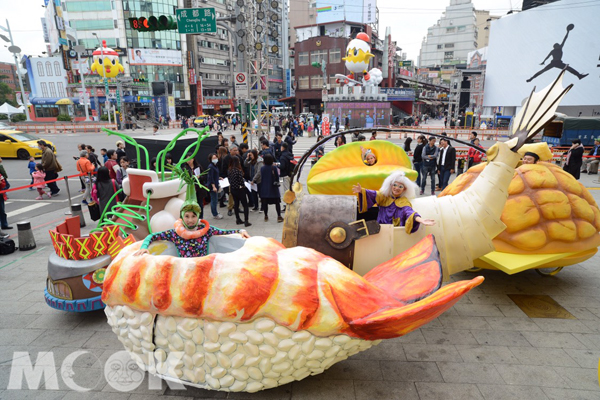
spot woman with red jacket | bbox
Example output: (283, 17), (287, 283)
(467, 138), (484, 168)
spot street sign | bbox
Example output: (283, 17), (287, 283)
(234, 72), (249, 99)
(322, 114), (330, 136)
(176, 8), (216, 34)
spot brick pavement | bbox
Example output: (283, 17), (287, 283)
(0, 136), (599, 399)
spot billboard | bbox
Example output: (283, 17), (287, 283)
(316, 0), (376, 25)
(483, 0), (600, 108)
(129, 49), (183, 66)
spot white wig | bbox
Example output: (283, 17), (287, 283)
(379, 170), (418, 199)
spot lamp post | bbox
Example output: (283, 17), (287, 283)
(0, 19), (32, 121)
(72, 45), (91, 121)
(92, 33), (111, 124)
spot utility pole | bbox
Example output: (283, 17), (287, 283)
(0, 19), (32, 121)
(73, 45), (91, 121)
(92, 33), (111, 124)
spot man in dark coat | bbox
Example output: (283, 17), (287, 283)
(437, 138), (456, 190)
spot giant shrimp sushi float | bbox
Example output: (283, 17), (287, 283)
(102, 235), (483, 392)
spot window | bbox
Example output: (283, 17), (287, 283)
(37, 62), (44, 77)
(46, 62), (53, 76)
(48, 82), (57, 97)
(298, 76), (309, 89)
(328, 48), (341, 64)
(71, 19), (114, 31)
(458, 26), (466, 32)
(40, 82), (49, 97)
(446, 27), (455, 33)
(445, 43), (454, 48)
(65, 1), (111, 12)
(444, 51), (454, 59)
(298, 52), (309, 66)
(474, 41), (478, 48)
(437, 45), (443, 49)
(201, 57), (228, 66)
(310, 49), (327, 65)
(57, 82), (66, 97)
(54, 61), (61, 76)
(310, 75), (323, 89)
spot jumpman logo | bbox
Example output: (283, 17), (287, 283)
(526, 24), (589, 83)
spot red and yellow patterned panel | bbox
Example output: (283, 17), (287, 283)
(49, 222), (122, 260)
(107, 235), (136, 259)
(90, 231), (109, 258)
(74, 237), (94, 260)
(60, 234), (78, 260)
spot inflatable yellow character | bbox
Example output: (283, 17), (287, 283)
(90, 40), (124, 79)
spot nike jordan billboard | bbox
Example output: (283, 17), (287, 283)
(483, 0), (600, 107)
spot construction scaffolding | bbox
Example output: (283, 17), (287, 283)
(448, 69), (485, 119)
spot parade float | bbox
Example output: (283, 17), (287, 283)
(42, 62), (592, 392)
(440, 144), (600, 276)
(285, 70), (575, 279)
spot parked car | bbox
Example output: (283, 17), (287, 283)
(193, 115), (210, 128)
(0, 130), (56, 159)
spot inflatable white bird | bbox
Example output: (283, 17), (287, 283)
(337, 32), (377, 86)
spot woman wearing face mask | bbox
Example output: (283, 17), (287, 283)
(207, 153), (223, 219)
(351, 170), (435, 233)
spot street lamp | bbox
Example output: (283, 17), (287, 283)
(73, 45), (91, 121)
(0, 19), (32, 121)
(92, 33), (111, 124)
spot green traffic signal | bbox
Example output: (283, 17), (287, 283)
(129, 15), (177, 32)
(311, 62), (322, 68)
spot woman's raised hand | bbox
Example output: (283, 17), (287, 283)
(351, 183), (362, 194)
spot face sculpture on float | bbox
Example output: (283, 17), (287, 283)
(90, 40), (125, 79)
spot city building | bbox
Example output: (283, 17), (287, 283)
(418, 0), (479, 68)
(0, 62), (19, 101)
(474, 10), (499, 49)
(49, 0), (192, 118)
(288, 0), (316, 46)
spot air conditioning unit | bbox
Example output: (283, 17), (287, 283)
(201, 0), (208, 3)
(220, 80), (226, 84)
(226, 5), (233, 10)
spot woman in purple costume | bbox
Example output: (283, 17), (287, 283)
(352, 170), (435, 233)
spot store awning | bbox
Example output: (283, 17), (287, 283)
(30, 97), (80, 105)
(55, 98), (74, 105)
(277, 96), (295, 103)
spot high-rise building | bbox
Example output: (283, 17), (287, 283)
(418, 0), (478, 67)
(474, 10), (499, 49)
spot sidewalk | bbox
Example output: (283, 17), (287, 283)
(0, 138), (599, 399)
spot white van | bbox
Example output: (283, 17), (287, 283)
(272, 106), (292, 117)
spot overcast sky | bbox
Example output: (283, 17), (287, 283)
(0, 0), (523, 65)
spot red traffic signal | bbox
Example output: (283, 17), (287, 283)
(129, 16), (177, 32)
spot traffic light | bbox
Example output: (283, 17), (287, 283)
(311, 62), (322, 68)
(129, 15), (177, 32)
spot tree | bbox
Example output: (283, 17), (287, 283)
(0, 74), (17, 107)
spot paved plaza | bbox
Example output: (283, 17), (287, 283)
(0, 133), (599, 400)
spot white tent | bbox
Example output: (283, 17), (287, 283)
(0, 103), (23, 116)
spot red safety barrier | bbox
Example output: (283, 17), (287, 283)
(0, 172), (89, 195)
